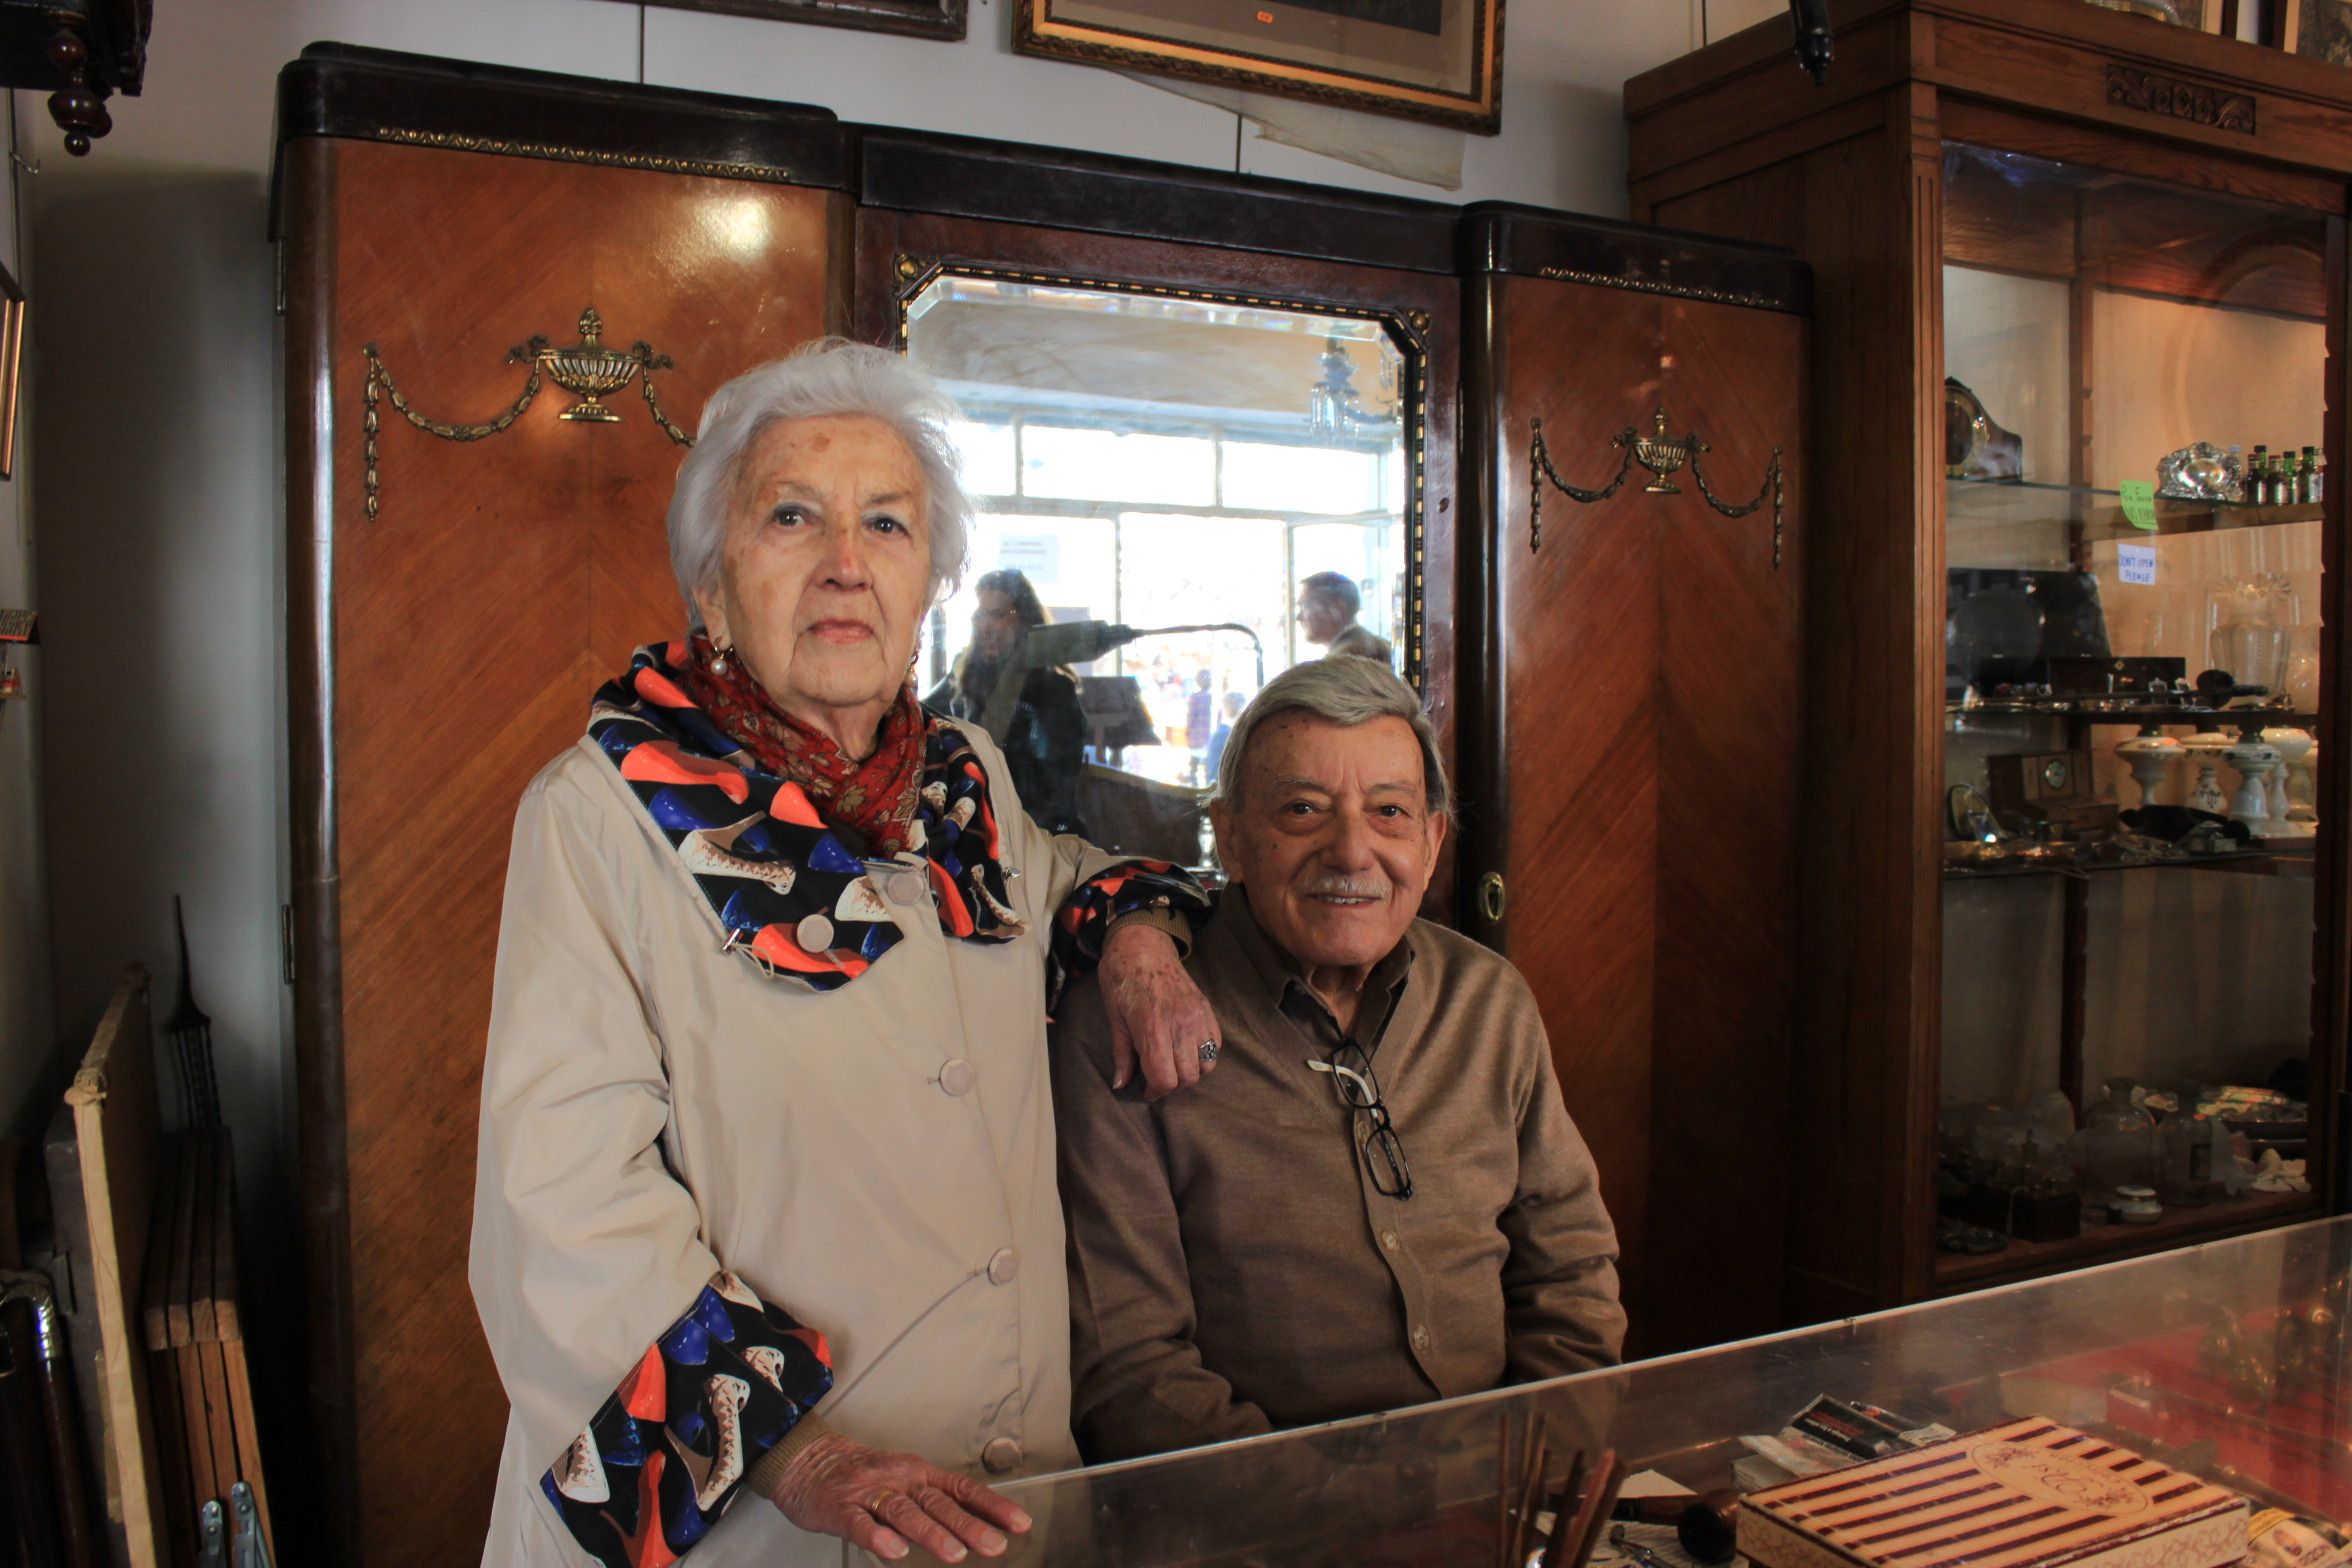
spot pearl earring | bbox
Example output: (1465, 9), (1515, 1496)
(709, 640), (732, 676)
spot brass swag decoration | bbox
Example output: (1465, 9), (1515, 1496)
(1528, 408), (1787, 568)
(361, 307), (694, 518)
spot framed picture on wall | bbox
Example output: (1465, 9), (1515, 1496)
(2292, 0), (2352, 60)
(0, 261), (21, 481)
(1013, 0), (1505, 132)
(642, 0), (966, 40)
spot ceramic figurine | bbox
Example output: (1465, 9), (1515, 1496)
(2182, 730), (2235, 814)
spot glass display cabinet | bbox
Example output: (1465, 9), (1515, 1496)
(1627, 0), (2352, 1318)
(864, 1216), (2352, 1566)
(1938, 142), (2326, 1290)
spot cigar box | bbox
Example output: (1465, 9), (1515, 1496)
(1737, 1419), (2247, 1568)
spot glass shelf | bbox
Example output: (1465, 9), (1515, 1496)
(1949, 476), (2321, 544)
(1941, 842), (2315, 882)
(1946, 704), (2321, 729)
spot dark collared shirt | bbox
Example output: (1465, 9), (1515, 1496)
(1051, 888), (1626, 1462)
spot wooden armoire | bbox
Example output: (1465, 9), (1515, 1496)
(276, 43), (1808, 1563)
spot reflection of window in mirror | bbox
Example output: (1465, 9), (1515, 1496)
(902, 272), (1415, 871)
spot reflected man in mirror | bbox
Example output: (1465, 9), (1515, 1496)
(926, 567), (1090, 835)
(1298, 570), (1394, 664)
(1051, 658), (1625, 1462)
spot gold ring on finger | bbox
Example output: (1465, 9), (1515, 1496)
(866, 1489), (899, 1514)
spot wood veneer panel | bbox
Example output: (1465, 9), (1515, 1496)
(1488, 275), (1805, 1355)
(291, 136), (847, 1564)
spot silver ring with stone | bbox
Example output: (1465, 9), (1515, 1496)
(1198, 1038), (1219, 1064)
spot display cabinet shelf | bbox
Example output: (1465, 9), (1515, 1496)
(1941, 842), (2316, 882)
(1932, 1189), (2317, 1291)
(1950, 476), (2323, 544)
(1948, 704), (2321, 728)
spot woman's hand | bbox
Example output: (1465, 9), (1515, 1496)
(765, 1431), (1031, 1563)
(1098, 921), (1222, 1102)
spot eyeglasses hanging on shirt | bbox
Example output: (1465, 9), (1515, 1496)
(1308, 1043), (1414, 1200)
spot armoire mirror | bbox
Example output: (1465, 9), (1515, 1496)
(902, 268), (1418, 868)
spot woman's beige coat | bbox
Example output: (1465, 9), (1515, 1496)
(471, 720), (1119, 1566)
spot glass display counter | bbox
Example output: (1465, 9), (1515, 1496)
(929, 1217), (2350, 1566)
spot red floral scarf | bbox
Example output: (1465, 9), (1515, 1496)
(678, 633), (926, 857)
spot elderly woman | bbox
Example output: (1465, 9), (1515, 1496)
(471, 341), (1221, 1568)
(925, 568), (1090, 836)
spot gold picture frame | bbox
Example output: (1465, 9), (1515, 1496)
(0, 261), (23, 481)
(641, 0), (965, 39)
(1013, 0), (1504, 133)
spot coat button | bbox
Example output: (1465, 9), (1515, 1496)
(1411, 1324), (1430, 1351)
(887, 870), (928, 906)
(940, 1059), (977, 1097)
(794, 913), (834, 952)
(986, 1248), (1019, 1286)
(1380, 1229), (1401, 1252)
(981, 1437), (1023, 1474)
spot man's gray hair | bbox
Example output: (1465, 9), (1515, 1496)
(666, 339), (973, 630)
(1211, 656), (1450, 818)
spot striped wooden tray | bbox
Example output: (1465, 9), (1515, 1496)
(1737, 1419), (2246, 1568)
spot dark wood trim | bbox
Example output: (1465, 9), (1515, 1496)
(280, 135), (361, 1559)
(269, 43), (848, 237)
(2319, 211), (2351, 1217)
(1457, 270), (1505, 951)
(1631, 0), (2352, 200)
(1461, 202), (1812, 314)
(849, 125), (1458, 273)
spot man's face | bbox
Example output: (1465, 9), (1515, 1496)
(1212, 711), (1446, 972)
(1296, 591), (1349, 646)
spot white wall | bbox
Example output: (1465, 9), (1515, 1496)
(17, 0), (1742, 1217)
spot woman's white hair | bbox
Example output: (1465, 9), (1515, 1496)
(666, 338), (973, 630)
(1210, 656), (1450, 820)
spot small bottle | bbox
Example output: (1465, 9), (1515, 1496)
(2312, 448), (2327, 505)
(2297, 446), (2319, 504)
(2250, 445), (2270, 504)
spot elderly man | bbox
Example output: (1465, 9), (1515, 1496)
(1298, 570), (1394, 663)
(1050, 658), (1625, 1462)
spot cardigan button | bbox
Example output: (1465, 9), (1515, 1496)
(986, 1248), (1019, 1286)
(940, 1059), (977, 1097)
(981, 1437), (1023, 1475)
(794, 914), (834, 953)
(886, 870), (927, 906)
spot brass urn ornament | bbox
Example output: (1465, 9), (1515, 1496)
(1527, 407), (1788, 567)
(360, 306), (693, 518)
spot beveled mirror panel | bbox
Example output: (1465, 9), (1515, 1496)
(903, 269), (1420, 869)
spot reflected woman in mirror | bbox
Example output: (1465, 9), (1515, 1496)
(926, 568), (1091, 836)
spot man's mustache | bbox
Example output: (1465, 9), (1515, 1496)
(1298, 874), (1391, 899)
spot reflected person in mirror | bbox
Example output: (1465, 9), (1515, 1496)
(1051, 658), (1625, 1462)
(1298, 570), (1394, 664)
(471, 341), (1226, 1568)
(925, 568), (1091, 836)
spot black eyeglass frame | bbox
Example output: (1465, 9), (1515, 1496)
(1308, 1043), (1414, 1199)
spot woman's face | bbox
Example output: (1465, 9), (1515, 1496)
(972, 590), (1021, 661)
(695, 414), (932, 723)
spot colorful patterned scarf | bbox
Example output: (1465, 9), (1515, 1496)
(678, 632), (925, 858)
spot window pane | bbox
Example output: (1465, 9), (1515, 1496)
(1023, 426), (1216, 506)
(949, 419), (1017, 497)
(1220, 441), (1385, 515)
